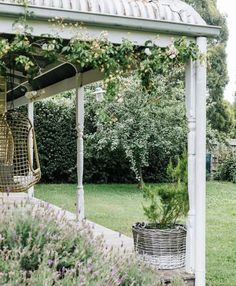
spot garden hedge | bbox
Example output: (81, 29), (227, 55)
(32, 93), (185, 184)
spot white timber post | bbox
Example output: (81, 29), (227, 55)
(185, 59), (196, 273)
(76, 75), (85, 220)
(195, 37), (207, 286)
(28, 101), (34, 198)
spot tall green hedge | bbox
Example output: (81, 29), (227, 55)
(34, 99), (77, 183)
(34, 96), (135, 183)
(33, 91), (185, 184)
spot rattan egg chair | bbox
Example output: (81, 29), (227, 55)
(0, 77), (41, 193)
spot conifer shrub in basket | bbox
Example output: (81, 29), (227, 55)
(132, 154), (188, 269)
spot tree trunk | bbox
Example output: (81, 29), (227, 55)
(138, 169), (145, 189)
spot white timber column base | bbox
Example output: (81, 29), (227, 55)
(186, 210), (195, 273)
(76, 79), (85, 221)
(195, 37), (207, 286)
(28, 101), (34, 198)
(185, 59), (196, 273)
(28, 187), (34, 198)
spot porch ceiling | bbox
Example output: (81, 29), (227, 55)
(6, 63), (77, 102)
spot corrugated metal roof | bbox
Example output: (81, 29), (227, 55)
(0, 0), (206, 26)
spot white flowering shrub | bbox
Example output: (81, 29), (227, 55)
(85, 73), (187, 186)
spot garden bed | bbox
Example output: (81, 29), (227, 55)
(0, 200), (166, 286)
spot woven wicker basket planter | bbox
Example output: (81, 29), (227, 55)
(132, 222), (187, 270)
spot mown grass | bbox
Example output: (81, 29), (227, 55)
(206, 181), (236, 286)
(35, 184), (145, 235)
(35, 181), (236, 286)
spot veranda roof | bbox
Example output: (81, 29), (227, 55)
(1, 0), (207, 25)
(0, 0), (219, 103)
(0, 0), (219, 37)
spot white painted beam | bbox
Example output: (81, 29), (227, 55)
(185, 59), (196, 273)
(195, 37), (207, 286)
(75, 79), (85, 220)
(9, 69), (103, 109)
(0, 15), (177, 47)
(7, 94), (30, 109)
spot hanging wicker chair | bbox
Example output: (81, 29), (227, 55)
(0, 110), (41, 193)
(0, 74), (41, 193)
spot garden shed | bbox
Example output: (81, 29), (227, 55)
(0, 0), (220, 285)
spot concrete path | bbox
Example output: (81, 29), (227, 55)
(33, 197), (134, 253)
(0, 193), (133, 253)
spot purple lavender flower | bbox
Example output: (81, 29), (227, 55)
(48, 259), (54, 267)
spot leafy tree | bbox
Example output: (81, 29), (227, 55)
(208, 100), (235, 137)
(85, 75), (187, 187)
(184, 0), (233, 137)
(232, 97), (236, 137)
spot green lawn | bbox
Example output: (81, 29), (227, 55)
(35, 184), (145, 235)
(35, 181), (236, 286)
(206, 182), (236, 286)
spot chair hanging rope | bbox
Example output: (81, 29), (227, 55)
(0, 76), (41, 193)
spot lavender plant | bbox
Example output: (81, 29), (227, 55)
(0, 202), (166, 286)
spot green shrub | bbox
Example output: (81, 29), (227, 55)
(34, 99), (77, 183)
(214, 157), (236, 183)
(30, 95), (182, 183)
(31, 84), (187, 184)
(33, 97), (135, 184)
(143, 154), (188, 228)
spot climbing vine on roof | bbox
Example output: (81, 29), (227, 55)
(0, 8), (200, 96)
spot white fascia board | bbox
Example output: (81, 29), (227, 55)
(0, 3), (220, 42)
(0, 15), (180, 47)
